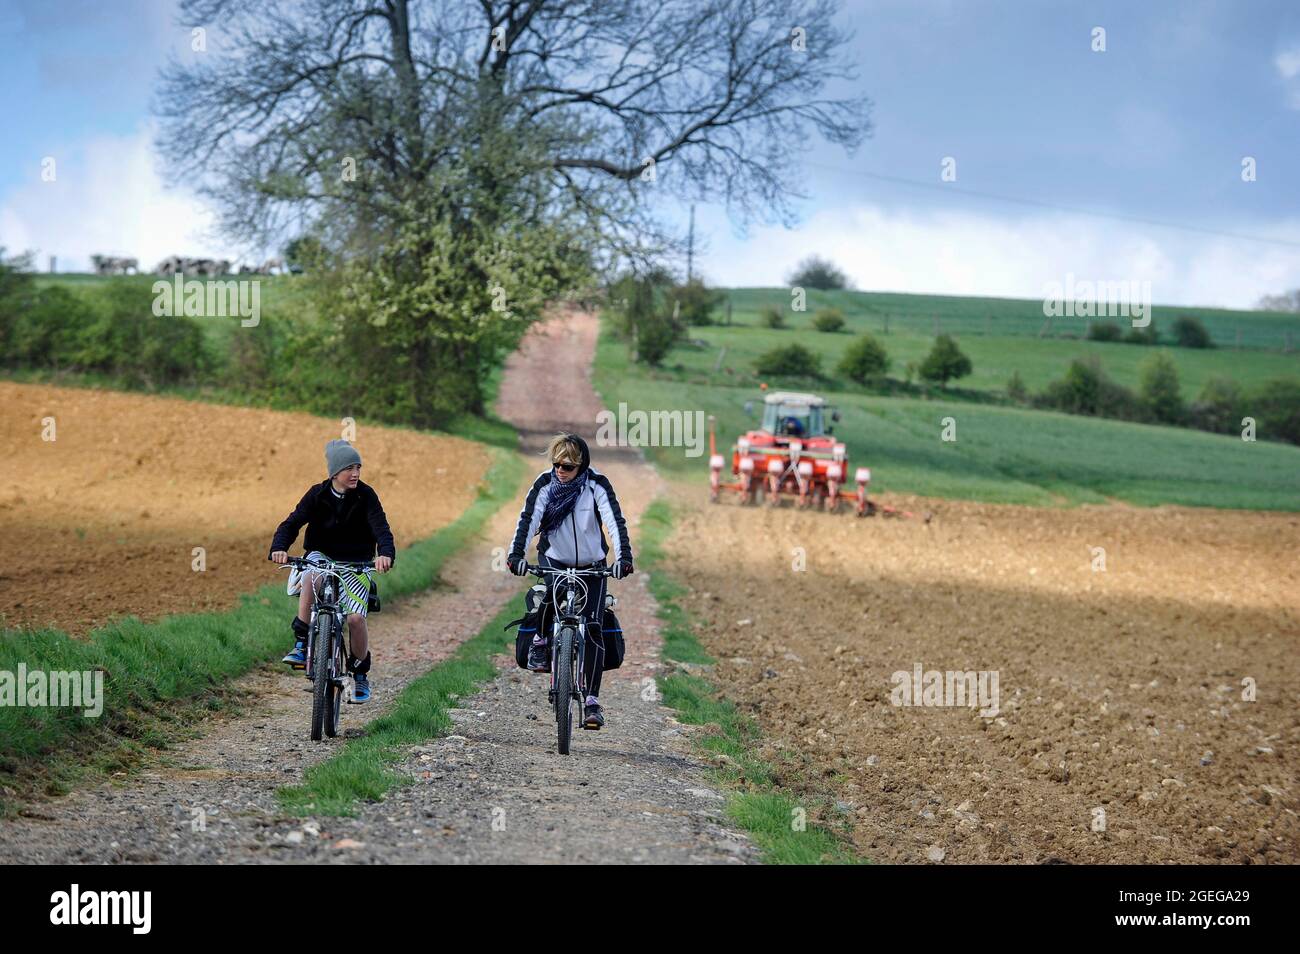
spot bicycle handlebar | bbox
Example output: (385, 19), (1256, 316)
(274, 556), (376, 570)
(525, 563), (613, 578)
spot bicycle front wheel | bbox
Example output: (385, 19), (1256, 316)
(310, 614), (334, 742)
(554, 626), (576, 755)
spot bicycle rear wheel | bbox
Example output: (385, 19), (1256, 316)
(554, 626), (576, 755)
(310, 614), (334, 741)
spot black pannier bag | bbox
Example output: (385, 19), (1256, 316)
(600, 607), (625, 671)
(507, 584), (549, 670)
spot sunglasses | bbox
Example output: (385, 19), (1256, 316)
(553, 462), (578, 472)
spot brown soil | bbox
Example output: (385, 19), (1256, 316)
(667, 489), (1300, 863)
(0, 382), (490, 634)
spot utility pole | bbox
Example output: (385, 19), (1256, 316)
(687, 204), (695, 283)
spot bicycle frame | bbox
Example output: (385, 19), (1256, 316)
(526, 563), (612, 754)
(278, 556), (373, 738)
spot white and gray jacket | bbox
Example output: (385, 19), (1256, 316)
(509, 467), (633, 567)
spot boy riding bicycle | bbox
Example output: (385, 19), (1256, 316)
(269, 439), (394, 703)
(507, 433), (633, 730)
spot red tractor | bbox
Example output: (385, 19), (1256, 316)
(708, 391), (875, 515)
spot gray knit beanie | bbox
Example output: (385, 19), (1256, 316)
(325, 439), (362, 477)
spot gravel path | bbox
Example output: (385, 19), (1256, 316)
(0, 306), (755, 865)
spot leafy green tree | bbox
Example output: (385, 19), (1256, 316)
(787, 255), (849, 290)
(837, 333), (889, 383)
(158, 0), (870, 416)
(675, 278), (724, 326)
(918, 334), (972, 387)
(1172, 315), (1213, 349)
(1139, 352), (1184, 423)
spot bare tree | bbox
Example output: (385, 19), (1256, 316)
(157, 0), (870, 270)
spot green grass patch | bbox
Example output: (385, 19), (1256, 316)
(639, 499), (861, 864)
(0, 445), (525, 813)
(277, 600), (520, 816)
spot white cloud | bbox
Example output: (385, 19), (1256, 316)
(1276, 47), (1300, 79)
(698, 204), (1300, 311)
(1276, 44), (1300, 109)
(0, 122), (242, 272)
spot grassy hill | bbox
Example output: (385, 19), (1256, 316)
(594, 316), (1300, 511)
(685, 288), (1300, 402)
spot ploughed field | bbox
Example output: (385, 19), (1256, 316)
(667, 486), (1299, 863)
(0, 382), (489, 635)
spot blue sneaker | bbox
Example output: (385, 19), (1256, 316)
(349, 672), (371, 704)
(282, 640), (307, 669)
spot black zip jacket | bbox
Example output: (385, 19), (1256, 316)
(269, 479), (396, 563)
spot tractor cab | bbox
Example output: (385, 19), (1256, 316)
(760, 391), (838, 442)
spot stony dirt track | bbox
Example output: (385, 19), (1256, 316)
(0, 309), (756, 865)
(0, 381), (488, 634)
(668, 490), (1299, 863)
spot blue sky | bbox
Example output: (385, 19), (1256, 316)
(4, 0), (1299, 307)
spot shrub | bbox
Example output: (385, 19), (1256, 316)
(1123, 322), (1159, 345)
(837, 333), (890, 383)
(1035, 357), (1144, 420)
(918, 334), (972, 387)
(755, 343), (821, 378)
(786, 255), (848, 291)
(1006, 370), (1027, 402)
(1188, 376), (1243, 434)
(1138, 352), (1183, 424)
(635, 314), (679, 366)
(675, 278), (724, 326)
(760, 305), (786, 329)
(1172, 315), (1212, 349)
(1086, 321), (1123, 342)
(1244, 377), (1300, 444)
(811, 308), (846, 333)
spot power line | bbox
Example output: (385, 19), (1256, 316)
(800, 160), (1300, 250)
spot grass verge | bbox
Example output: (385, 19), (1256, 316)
(277, 600), (520, 816)
(0, 444), (525, 814)
(639, 498), (863, 864)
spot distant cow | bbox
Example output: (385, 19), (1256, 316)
(154, 256), (234, 277)
(91, 255), (139, 275)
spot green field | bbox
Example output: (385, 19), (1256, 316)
(672, 288), (1300, 402)
(593, 319), (1300, 511)
(718, 287), (1300, 351)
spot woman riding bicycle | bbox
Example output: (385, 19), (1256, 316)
(507, 433), (633, 730)
(268, 439), (394, 703)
